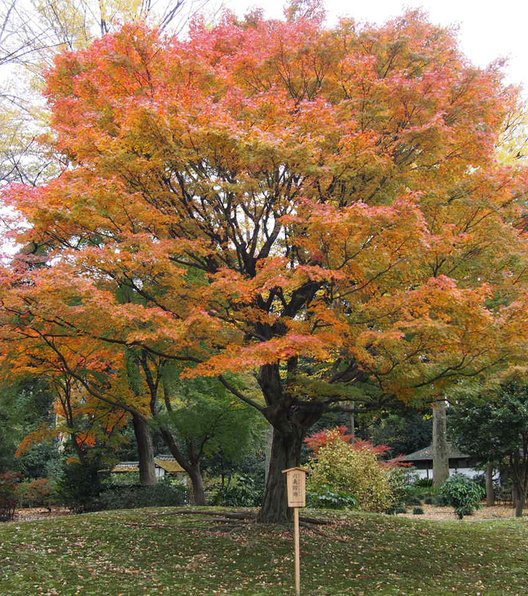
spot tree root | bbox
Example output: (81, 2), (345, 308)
(162, 509), (257, 520)
(300, 515), (333, 525)
(161, 508), (334, 526)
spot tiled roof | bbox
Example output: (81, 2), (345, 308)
(154, 456), (185, 473)
(401, 443), (470, 462)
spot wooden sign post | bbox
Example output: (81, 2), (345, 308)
(283, 467), (308, 596)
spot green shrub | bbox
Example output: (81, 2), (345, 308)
(307, 429), (394, 512)
(210, 475), (263, 507)
(0, 472), (19, 521)
(405, 484), (435, 500)
(405, 479), (447, 505)
(96, 481), (188, 510)
(440, 474), (485, 519)
(108, 472), (141, 486)
(16, 478), (52, 509)
(405, 495), (423, 506)
(431, 494), (450, 507)
(412, 506), (424, 515)
(54, 461), (102, 513)
(307, 486), (358, 510)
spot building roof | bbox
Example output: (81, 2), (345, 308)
(401, 443), (470, 462)
(154, 456), (185, 473)
(111, 455), (185, 474)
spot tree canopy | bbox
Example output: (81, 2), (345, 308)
(2, 7), (528, 521)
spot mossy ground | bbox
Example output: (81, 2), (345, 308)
(1, 507), (527, 594)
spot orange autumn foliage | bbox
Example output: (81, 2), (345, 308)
(2, 6), (528, 520)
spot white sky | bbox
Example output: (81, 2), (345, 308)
(225, 0), (528, 92)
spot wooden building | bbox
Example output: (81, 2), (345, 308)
(401, 443), (481, 480)
(111, 455), (185, 479)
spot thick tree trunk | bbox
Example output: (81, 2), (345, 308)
(512, 463), (527, 517)
(485, 463), (495, 507)
(256, 364), (323, 523)
(158, 426), (206, 505)
(257, 425), (304, 523)
(188, 463), (207, 506)
(514, 485), (525, 517)
(132, 413), (157, 486)
(432, 400), (449, 488)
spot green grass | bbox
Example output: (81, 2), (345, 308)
(1, 507), (527, 594)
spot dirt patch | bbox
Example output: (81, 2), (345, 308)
(14, 507), (72, 522)
(399, 504), (521, 521)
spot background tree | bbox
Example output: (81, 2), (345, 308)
(0, 0), (212, 187)
(450, 378), (528, 517)
(0, 308), (162, 485)
(2, 8), (528, 523)
(498, 104), (528, 165)
(157, 370), (265, 492)
(0, 376), (56, 476)
(368, 408), (432, 458)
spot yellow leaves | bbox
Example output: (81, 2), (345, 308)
(497, 103), (528, 165)
(308, 434), (394, 512)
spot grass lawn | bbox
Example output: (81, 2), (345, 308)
(1, 507), (527, 595)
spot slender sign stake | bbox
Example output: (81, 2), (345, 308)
(283, 468), (308, 596)
(293, 506), (301, 596)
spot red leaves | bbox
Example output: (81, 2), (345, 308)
(305, 426), (394, 462)
(304, 425), (353, 452)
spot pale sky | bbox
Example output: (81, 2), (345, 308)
(225, 0), (528, 92)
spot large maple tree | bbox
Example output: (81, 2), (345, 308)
(2, 7), (528, 521)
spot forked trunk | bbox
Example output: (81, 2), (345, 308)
(257, 425), (304, 523)
(256, 363), (323, 524)
(158, 426), (207, 505)
(132, 413), (157, 486)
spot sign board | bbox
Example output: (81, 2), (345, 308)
(283, 467), (307, 508)
(283, 467), (308, 596)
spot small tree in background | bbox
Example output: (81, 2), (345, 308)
(157, 371), (266, 504)
(0, 472), (20, 521)
(0, 377), (57, 477)
(440, 474), (484, 519)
